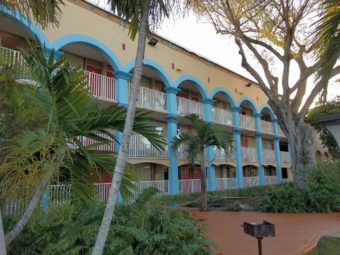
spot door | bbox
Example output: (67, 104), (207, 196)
(86, 65), (101, 97)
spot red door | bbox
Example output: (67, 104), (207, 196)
(181, 166), (191, 193)
(86, 65), (101, 97)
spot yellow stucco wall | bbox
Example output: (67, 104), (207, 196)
(41, 0), (269, 107)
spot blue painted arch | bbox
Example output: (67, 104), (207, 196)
(1, 7), (50, 47)
(174, 75), (209, 100)
(123, 59), (173, 89)
(51, 34), (123, 71)
(210, 87), (236, 107)
(258, 103), (276, 121)
(237, 96), (259, 115)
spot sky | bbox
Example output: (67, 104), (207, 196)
(88, 0), (339, 104)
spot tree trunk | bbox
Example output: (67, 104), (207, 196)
(5, 170), (53, 245)
(200, 150), (208, 211)
(284, 118), (316, 187)
(91, 2), (151, 255)
(0, 209), (7, 255)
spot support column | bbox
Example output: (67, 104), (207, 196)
(254, 114), (265, 185)
(273, 119), (282, 184)
(166, 87), (180, 195)
(203, 98), (216, 191)
(232, 106), (243, 188)
(114, 71), (131, 203)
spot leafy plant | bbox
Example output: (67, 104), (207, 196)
(6, 188), (214, 255)
(259, 161), (340, 212)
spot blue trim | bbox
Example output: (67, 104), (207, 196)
(255, 132), (262, 138)
(114, 70), (132, 80)
(210, 87), (236, 107)
(274, 138), (283, 183)
(51, 34), (123, 71)
(233, 132), (244, 188)
(203, 98), (214, 105)
(206, 146), (216, 191)
(258, 103), (276, 120)
(165, 87), (181, 94)
(123, 59), (173, 89)
(166, 116), (178, 123)
(231, 106), (240, 113)
(232, 127), (242, 134)
(174, 75), (209, 100)
(236, 96), (259, 114)
(45, 48), (64, 59)
(204, 100), (213, 122)
(1, 7), (51, 47)
(167, 119), (179, 194)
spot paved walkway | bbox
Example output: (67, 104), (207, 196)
(193, 211), (340, 255)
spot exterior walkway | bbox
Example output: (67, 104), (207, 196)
(193, 211), (340, 255)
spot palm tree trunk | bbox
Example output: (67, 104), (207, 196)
(5, 170), (53, 245)
(200, 150), (208, 211)
(0, 209), (7, 255)
(92, 1), (151, 255)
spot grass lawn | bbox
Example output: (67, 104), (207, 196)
(311, 236), (340, 255)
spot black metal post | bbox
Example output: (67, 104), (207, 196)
(257, 237), (263, 255)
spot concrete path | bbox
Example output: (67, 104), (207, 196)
(193, 211), (340, 255)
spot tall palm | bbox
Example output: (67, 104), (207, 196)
(315, 0), (340, 102)
(92, 1), (178, 254)
(0, 0), (64, 29)
(172, 114), (232, 211)
(0, 41), (165, 247)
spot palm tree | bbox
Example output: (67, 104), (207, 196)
(92, 1), (179, 254)
(315, 0), (340, 102)
(172, 114), (232, 211)
(0, 41), (165, 247)
(0, 0), (64, 29)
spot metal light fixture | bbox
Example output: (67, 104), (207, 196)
(148, 38), (158, 46)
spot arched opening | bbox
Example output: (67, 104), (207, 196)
(264, 165), (277, 185)
(58, 42), (117, 105)
(176, 79), (207, 119)
(128, 122), (167, 158)
(316, 150), (322, 161)
(178, 164), (202, 193)
(263, 139), (276, 163)
(243, 165), (259, 187)
(0, 14), (43, 79)
(214, 164), (237, 190)
(212, 91), (234, 126)
(128, 65), (168, 113)
(260, 107), (274, 135)
(133, 163), (168, 181)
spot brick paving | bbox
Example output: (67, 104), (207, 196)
(193, 211), (340, 255)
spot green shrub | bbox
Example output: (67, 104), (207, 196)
(6, 189), (213, 255)
(259, 183), (307, 212)
(259, 161), (340, 212)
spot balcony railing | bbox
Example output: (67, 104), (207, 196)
(179, 179), (202, 194)
(242, 147), (258, 162)
(81, 130), (115, 152)
(243, 177), (259, 187)
(129, 83), (167, 112)
(261, 120), (274, 135)
(0, 46), (31, 79)
(214, 147), (234, 161)
(263, 149), (276, 163)
(212, 107), (233, 126)
(265, 176), (277, 185)
(280, 151), (290, 163)
(215, 178), (237, 190)
(86, 71), (116, 102)
(177, 144), (189, 160)
(177, 97), (204, 118)
(129, 133), (167, 158)
(240, 114), (255, 131)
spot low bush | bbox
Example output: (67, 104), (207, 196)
(158, 185), (271, 207)
(259, 161), (340, 212)
(6, 189), (214, 255)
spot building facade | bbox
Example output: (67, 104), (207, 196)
(0, 0), (293, 197)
